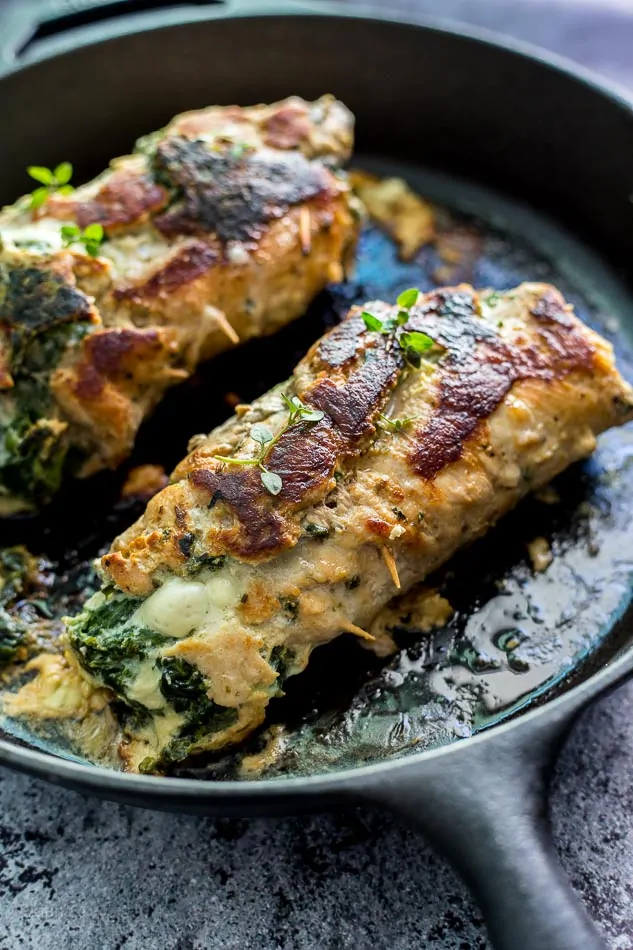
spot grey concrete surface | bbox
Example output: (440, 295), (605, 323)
(2, 681), (633, 950)
(2, 2), (633, 948)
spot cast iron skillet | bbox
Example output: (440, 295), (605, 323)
(1, 3), (633, 948)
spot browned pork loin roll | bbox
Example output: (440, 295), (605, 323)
(0, 96), (358, 514)
(49, 283), (633, 770)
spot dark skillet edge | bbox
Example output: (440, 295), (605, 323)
(3, 0), (633, 115)
(2, 625), (632, 805)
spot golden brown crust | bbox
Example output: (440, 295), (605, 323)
(52, 326), (186, 470)
(349, 170), (435, 260)
(406, 286), (596, 478)
(121, 464), (169, 501)
(167, 96), (354, 164)
(262, 105), (313, 149)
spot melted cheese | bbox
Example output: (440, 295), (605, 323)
(205, 575), (237, 609)
(0, 216), (65, 253)
(138, 572), (242, 640)
(3, 652), (109, 720)
(138, 578), (209, 638)
(125, 658), (165, 710)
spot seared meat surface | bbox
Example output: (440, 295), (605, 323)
(49, 282), (632, 772)
(0, 96), (358, 513)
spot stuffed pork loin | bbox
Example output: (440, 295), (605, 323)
(0, 96), (358, 514)
(57, 282), (633, 772)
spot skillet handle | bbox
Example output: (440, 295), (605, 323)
(362, 716), (606, 950)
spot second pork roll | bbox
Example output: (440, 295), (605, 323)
(0, 96), (358, 513)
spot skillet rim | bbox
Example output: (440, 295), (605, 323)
(0, 5), (632, 797)
(2, 1), (633, 113)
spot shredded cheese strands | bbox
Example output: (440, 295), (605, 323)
(299, 206), (312, 256)
(215, 311), (240, 345)
(380, 545), (401, 589)
(205, 305), (240, 345)
(339, 619), (375, 642)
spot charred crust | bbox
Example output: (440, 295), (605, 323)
(0, 262), (94, 334)
(182, 337), (401, 556)
(113, 242), (218, 302)
(408, 287), (597, 479)
(71, 328), (172, 401)
(309, 347), (402, 442)
(316, 313), (366, 367)
(530, 288), (574, 326)
(266, 418), (340, 505)
(189, 466), (290, 560)
(152, 137), (334, 242)
(70, 363), (103, 401)
(84, 328), (163, 377)
(72, 171), (168, 230)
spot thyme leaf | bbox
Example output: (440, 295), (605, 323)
(377, 413), (418, 433)
(361, 311), (384, 333)
(400, 330), (434, 355)
(214, 395), (324, 495)
(27, 162), (74, 209)
(260, 469), (282, 495)
(60, 222), (104, 257)
(396, 287), (420, 309)
(361, 288), (437, 367)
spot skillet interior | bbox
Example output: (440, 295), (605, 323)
(1, 155), (632, 780)
(0, 12), (632, 786)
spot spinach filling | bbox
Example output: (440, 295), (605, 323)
(0, 261), (95, 507)
(0, 546), (41, 665)
(0, 608), (26, 665)
(269, 645), (294, 683)
(155, 656), (238, 766)
(66, 593), (163, 695)
(68, 591), (239, 766)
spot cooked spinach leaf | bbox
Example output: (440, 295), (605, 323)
(130, 655), (239, 770)
(67, 594), (166, 693)
(269, 644), (294, 682)
(0, 262), (95, 507)
(0, 606), (27, 664)
(0, 546), (40, 665)
(158, 655), (210, 714)
(158, 657), (237, 738)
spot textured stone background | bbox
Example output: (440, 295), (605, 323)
(2, 2), (633, 948)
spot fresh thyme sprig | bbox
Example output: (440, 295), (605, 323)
(280, 393), (325, 425)
(60, 222), (105, 257)
(361, 288), (435, 366)
(400, 330), (434, 366)
(214, 395), (325, 496)
(27, 162), (74, 210)
(377, 413), (418, 433)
